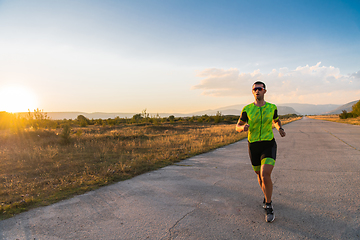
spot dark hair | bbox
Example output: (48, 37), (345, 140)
(253, 81), (266, 89)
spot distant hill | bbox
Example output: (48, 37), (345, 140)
(186, 104), (299, 116)
(325, 100), (359, 114)
(189, 105), (243, 116)
(277, 106), (300, 115)
(43, 105), (298, 120)
(277, 103), (341, 115)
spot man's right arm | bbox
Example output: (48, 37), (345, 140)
(236, 120), (249, 132)
(236, 110), (249, 132)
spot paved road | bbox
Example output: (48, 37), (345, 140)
(1, 117), (359, 239)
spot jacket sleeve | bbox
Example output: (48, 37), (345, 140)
(240, 110), (248, 122)
(273, 108), (279, 120)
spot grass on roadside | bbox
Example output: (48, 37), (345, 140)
(0, 117), (300, 219)
(307, 115), (360, 125)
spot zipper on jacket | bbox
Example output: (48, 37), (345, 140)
(259, 106), (263, 141)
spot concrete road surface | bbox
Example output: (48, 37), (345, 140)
(1, 117), (359, 239)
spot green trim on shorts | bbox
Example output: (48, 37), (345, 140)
(252, 165), (261, 172)
(252, 158), (275, 171)
(261, 157), (276, 166)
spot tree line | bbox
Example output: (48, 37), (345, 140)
(0, 108), (304, 133)
(339, 100), (360, 119)
(0, 109), (237, 132)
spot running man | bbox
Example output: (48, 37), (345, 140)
(236, 81), (286, 223)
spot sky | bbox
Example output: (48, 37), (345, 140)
(0, 0), (359, 114)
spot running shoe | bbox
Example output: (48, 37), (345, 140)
(265, 202), (275, 223)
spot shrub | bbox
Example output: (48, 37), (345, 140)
(352, 100), (360, 117)
(338, 100), (360, 119)
(280, 114), (301, 120)
(132, 114), (142, 123)
(339, 110), (354, 119)
(27, 109), (50, 129)
(168, 115), (175, 123)
(199, 114), (212, 123)
(141, 109), (150, 122)
(59, 124), (71, 145)
(214, 111), (222, 124)
(75, 129), (83, 136)
(96, 119), (103, 125)
(76, 115), (90, 127)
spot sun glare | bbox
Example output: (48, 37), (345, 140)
(0, 86), (38, 113)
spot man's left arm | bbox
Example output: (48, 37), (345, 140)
(273, 118), (286, 137)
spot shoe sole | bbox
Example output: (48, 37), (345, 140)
(266, 213), (275, 223)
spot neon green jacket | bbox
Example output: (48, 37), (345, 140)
(240, 102), (279, 143)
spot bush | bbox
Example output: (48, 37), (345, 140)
(132, 114), (142, 123)
(27, 109), (50, 129)
(96, 119), (103, 125)
(214, 111), (222, 124)
(339, 110), (354, 119)
(76, 115), (90, 127)
(352, 100), (360, 117)
(59, 124), (71, 145)
(168, 115), (175, 123)
(279, 114), (301, 120)
(338, 100), (360, 119)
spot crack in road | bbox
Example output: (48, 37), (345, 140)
(213, 176), (227, 186)
(168, 165), (230, 239)
(168, 203), (201, 240)
(325, 130), (360, 151)
(299, 130), (310, 137)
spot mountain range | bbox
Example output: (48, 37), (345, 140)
(43, 100), (359, 120)
(324, 100), (359, 114)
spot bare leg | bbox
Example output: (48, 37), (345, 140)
(255, 171), (263, 193)
(255, 170), (267, 206)
(261, 164), (274, 203)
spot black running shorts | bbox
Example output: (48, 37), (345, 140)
(248, 138), (277, 171)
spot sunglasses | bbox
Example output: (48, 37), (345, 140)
(252, 87), (265, 91)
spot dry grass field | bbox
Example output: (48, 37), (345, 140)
(307, 115), (360, 125)
(0, 117), (300, 219)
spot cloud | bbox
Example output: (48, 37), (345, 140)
(193, 62), (360, 103)
(192, 68), (262, 97)
(350, 70), (360, 79)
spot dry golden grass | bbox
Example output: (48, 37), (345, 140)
(0, 123), (246, 218)
(0, 117), (300, 219)
(307, 115), (360, 125)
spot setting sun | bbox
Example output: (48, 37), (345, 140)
(0, 86), (38, 113)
